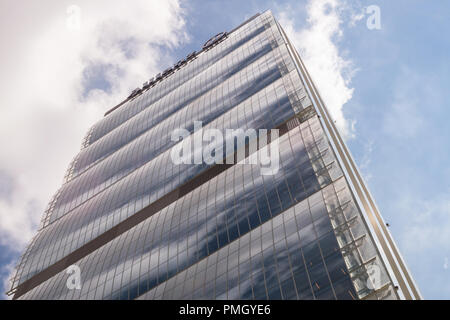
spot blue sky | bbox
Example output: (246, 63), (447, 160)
(0, 0), (449, 299)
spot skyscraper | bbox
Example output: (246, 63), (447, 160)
(7, 11), (421, 300)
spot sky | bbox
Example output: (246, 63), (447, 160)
(0, 0), (449, 300)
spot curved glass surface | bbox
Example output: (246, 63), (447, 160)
(14, 75), (295, 287)
(19, 126), (352, 300)
(50, 45), (282, 223)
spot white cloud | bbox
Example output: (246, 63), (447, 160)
(0, 260), (15, 300)
(346, 3), (365, 28)
(0, 0), (188, 257)
(278, 0), (356, 139)
(349, 11), (365, 27)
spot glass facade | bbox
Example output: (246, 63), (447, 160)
(8, 11), (420, 300)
